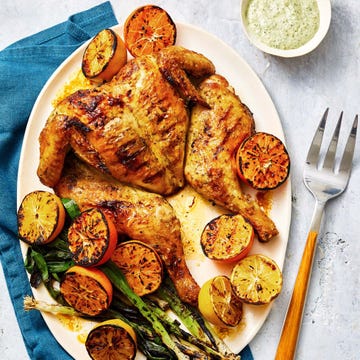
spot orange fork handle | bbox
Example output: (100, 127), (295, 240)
(275, 230), (318, 360)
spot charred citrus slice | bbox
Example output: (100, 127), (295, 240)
(123, 5), (176, 57)
(86, 319), (137, 360)
(82, 28), (127, 83)
(60, 265), (113, 316)
(236, 132), (290, 190)
(230, 254), (282, 305)
(17, 190), (66, 245)
(67, 208), (117, 267)
(111, 240), (163, 296)
(201, 214), (255, 263)
(198, 275), (243, 327)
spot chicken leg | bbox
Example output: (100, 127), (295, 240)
(54, 154), (200, 306)
(185, 75), (278, 241)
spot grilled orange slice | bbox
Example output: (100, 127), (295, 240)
(111, 240), (163, 296)
(86, 319), (137, 360)
(67, 208), (117, 267)
(82, 28), (127, 83)
(17, 190), (66, 245)
(60, 265), (113, 316)
(230, 254), (282, 305)
(198, 275), (243, 327)
(200, 214), (255, 263)
(236, 132), (290, 190)
(123, 5), (176, 57)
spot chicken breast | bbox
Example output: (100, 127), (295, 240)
(54, 154), (200, 306)
(37, 46), (215, 196)
(185, 75), (278, 241)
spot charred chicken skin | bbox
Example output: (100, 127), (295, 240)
(37, 46), (215, 195)
(185, 75), (278, 241)
(54, 154), (200, 306)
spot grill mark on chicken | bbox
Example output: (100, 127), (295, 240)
(107, 96), (125, 107)
(68, 90), (103, 113)
(69, 125), (110, 175)
(143, 169), (166, 184)
(155, 108), (169, 124)
(115, 138), (147, 169)
(96, 200), (135, 227)
(67, 91), (114, 129)
(159, 121), (176, 139)
(65, 117), (91, 133)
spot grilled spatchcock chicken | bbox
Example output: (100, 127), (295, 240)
(37, 46), (279, 304)
(54, 154), (200, 306)
(37, 46), (215, 196)
(185, 75), (278, 241)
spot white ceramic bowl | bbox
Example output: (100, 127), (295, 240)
(240, 0), (331, 57)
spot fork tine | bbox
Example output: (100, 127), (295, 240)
(323, 111), (343, 170)
(339, 114), (358, 175)
(306, 108), (329, 167)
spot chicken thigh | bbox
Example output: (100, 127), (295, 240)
(54, 154), (200, 306)
(185, 75), (278, 241)
(37, 46), (215, 195)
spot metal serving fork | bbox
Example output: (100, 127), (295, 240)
(275, 109), (358, 360)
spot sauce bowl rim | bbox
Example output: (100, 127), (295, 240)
(240, 0), (332, 58)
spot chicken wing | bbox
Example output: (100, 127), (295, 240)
(185, 75), (278, 241)
(54, 154), (200, 306)
(37, 46), (215, 196)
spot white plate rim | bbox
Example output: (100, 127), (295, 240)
(17, 22), (292, 359)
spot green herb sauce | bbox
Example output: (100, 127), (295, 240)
(245, 0), (320, 50)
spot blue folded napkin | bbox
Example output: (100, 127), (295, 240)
(0, 2), (253, 359)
